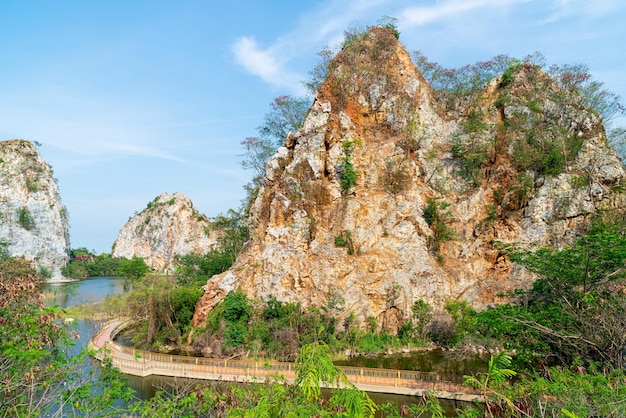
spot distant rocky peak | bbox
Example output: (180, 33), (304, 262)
(112, 192), (218, 271)
(0, 139), (70, 279)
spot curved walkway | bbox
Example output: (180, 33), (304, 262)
(90, 320), (481, 402)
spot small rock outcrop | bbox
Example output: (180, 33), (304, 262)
(193, 27), (625, 330)
(0, 139), (70, 279)
(112, 192), (219, 270)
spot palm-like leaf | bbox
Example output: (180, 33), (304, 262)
(487, 351), (517, 384)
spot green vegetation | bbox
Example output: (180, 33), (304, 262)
(334, 229), (355, 255)
(173, 207), (249, 286)
(124, 274), (201, 347)
(105, 207), (250, 350)
(62, 248), (123, 279)
(0, 254), (132, 416)
(422, 198), (455, 255)
(192, 289), (426, 360)
(339, 139), (361, 194)
(25, 177), (38, 192)
(118, 255), (150, 286)
(17, 207), (35, 230)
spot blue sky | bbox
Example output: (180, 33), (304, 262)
(0, 0), (624, 254)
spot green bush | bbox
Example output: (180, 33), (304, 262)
(334, 230), (355, 255)
(339, 140), (361, 194)
(118, 256), (149, 286)
(170, 287), (202, 333)
(62, 262), (89, 279)
(25, 178), (38, 192)
(422, 199), (455, 254)
(17, 207), (35, 230)
(443, 300), (477, 347)
(499, 61), (520, 88)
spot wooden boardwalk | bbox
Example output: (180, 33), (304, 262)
(90, 320), (481, 402)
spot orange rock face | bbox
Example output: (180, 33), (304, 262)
(194, 27), (625, 329)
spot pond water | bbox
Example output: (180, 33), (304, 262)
(42, 276), (156, 399)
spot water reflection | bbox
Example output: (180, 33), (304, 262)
(43, 276), (125, 308)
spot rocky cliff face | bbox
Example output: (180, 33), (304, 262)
(0, 139), (70, 279)
(193, 27), (625, 330)
(112, 192), (219, 270)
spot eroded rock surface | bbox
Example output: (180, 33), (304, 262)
(112, 192), (219, 270)
(0, 140), (70, 278)
(194, 27), (625, 329)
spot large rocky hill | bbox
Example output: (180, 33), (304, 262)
(112, 192), (219, 271)
(193, 27), (625, 330)
(0, 139), (70, 278)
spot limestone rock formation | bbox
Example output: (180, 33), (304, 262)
(112, 192), (219, 270)
(193, 27), (625, 330)
(0, 139), (70, 279)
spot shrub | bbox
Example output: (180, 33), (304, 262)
(444, 300), (477, 343)
(25, 178), (38, 192)
(334, 230), (355, 255)
(411, 299), (434, 338)
(422, 199), (455, 254)
(499, 61), (520, 88)
(17, 207), (35, 230)
(339, 140), (361, 194)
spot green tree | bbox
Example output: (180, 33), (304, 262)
(494, 219), (626, 369)
(240, 95), (310, 202)
(0, 255), (132, 416)
(118, 256), (149, 287)
(174, 207), (249, 287)
(411, 299), (434, 338)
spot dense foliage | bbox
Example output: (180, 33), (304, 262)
(192, 291), (431, 361)
(0, 252), (132, 417)
(62, 248), (123, 279)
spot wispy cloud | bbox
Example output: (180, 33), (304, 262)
(230, 0), (389, 91)
(232, 36), (300, 91)
(400, 0), (530, 27)
(538, 0), (625, 24)
(0, 83), (190, 165)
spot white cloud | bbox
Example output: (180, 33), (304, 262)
(232, 36), (301, 91)
(230, 0), (390, 91)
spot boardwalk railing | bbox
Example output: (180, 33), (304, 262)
(91, 321), (481, 401)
